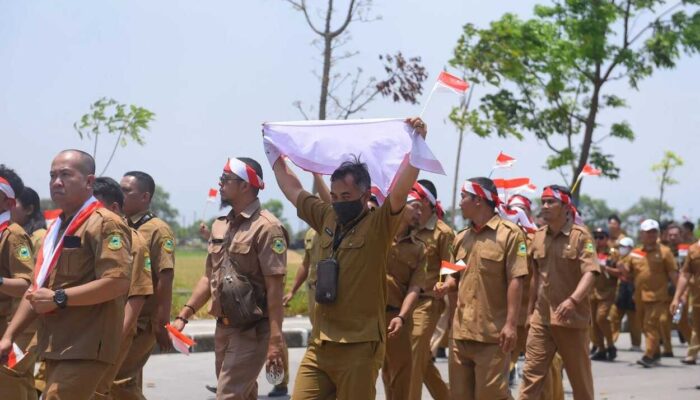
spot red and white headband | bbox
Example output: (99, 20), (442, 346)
(507, 194), (532, 212)
(411, 182), (445, 219)
(462, 180), (501, 206)
(0, 177), (15, 200)
(541, 186), (571, 205)
(223, 158), (265, 190)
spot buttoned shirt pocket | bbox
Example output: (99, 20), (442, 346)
(478, 244), (503, 275)
(229, 240), (254, 274)
(55, 247), (86, 283)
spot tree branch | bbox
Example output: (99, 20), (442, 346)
(330, 0), (357, 38)
(286, 0), (324, 36)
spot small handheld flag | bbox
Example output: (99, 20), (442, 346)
(440, 260), (467, 275)
(166, 323), (196, 355)
(494, 151), (516, 169)
(4, 343), (25, 369)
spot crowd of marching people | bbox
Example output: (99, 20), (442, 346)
(0, 116), (698, 400)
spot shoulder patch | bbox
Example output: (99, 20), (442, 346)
(162, 237), (175, 253)
(17, 245), (31, 261)
(584, 241), (594, 253)
(108, 234), (124, 251)
(517, 242), (527, 257)
(144, 251), (152, 272)
(271, 237), (287, 254)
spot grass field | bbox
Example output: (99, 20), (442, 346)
(172, 248), (309, 319)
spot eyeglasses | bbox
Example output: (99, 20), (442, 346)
(593, 235), (607, 240)
(219, 174), (242, 184)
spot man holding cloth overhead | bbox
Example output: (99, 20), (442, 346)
(268, 117), (433, 399)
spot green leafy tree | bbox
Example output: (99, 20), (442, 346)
(450, 0), (700, 199)
(621, 197), (674, 235)
(151, 185), (179, 228)
(74, 97), (155, 176)
(578, 194), (619, 229)
(651, 150), (684, 221)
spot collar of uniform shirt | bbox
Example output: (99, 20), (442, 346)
(471, 214), (500, 233)
(420, 213), (438, 231)
(547, 218), (574, 237)
(227, 199), (261, 222)
(129, 210), (150, 225)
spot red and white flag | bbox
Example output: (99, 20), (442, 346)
(4, 342), (25, 369)
(43, 209), (62, 229)
(630, 249), (647, 259)
(435, 71), (469, 95)
(166, 324), (196, 355)
(440, 260), (467, 275)
(580, 164), (602, 177)
(207, 188), (218, 203)
(597, 253), (609, 266)
(678, 243), (690, 258)
(494, 152), (516, 169)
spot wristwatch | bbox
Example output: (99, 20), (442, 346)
(0, 276), (4, 286)
(53, 289), (68, 309)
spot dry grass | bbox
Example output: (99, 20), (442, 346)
(172, 248), (308, 319)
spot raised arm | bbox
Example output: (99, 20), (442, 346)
(313, 173), (332, 204)
(388, 117), (428, 214)
(272, 158), (305, 206)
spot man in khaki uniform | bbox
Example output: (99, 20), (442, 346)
(92, 177), (154, 400)
(589, 228), (621, 361)
(1, 150), (132, 399)
(666, 224), (692, 351)
(407, 179), (451, 400)
(269, 117), (428, 399)
(671, 239), (700, 364)
(623, 219), (678, 368)
(435, 178), (527, 400)
(114, 171), (175, 399)
(382, 197), (426, 400)
(173, 157), (287, 399)
(519, 185), (600, 400)
(0, 168), (36, 399)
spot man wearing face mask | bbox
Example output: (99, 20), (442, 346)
(609, 237), (642, 350)
(270, 117), (428, 399)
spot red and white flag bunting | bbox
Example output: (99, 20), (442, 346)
(166, 324), (196, 355)
(494, 152), (516, 169)
(440, 260), (467, 275)
(4, 342), (25, 369)
(580, 164), (602, 177)
(435, 71), (469, 95)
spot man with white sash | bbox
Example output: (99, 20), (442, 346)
(0, 150), (132, 399)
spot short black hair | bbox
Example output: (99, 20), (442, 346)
(0, 164), (24, 198)
(467, 177), (497, 208)
(124, 171), (156, 198)
(16, 186), (45, 233)
(330, 155), (371, 192)
(682, 221), (695, 232)
(59, 149), (96, 175)
(608, 214), (621, 224)
(666, 223), (681, 233)
(660, 219), (674, 232)
(417, 179), (437, 199)
(236, 157), (263, 196)
(94, 177), (124, 208)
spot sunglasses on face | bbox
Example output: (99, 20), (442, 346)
(219, 174), (243, 184)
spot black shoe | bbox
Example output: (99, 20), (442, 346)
(591, 350), (608, 361)
(590, 346), (598, 355)
(662, 351), (675, 358)
(205, 384), (217, 394)
(436, 347), (447, 359)
(268, 386), (288, 397)
(637, 356), (656, 368)
(681, 358), (697, 365)
(607, 346), (617, 361)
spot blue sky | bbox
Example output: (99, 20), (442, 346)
(2, 0), (699, 230)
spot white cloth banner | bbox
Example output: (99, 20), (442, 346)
(262, 118), (445, 196)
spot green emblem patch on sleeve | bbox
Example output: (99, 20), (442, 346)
(107, 234), (123, 251)
(144, 252), (152, 272)
(271, 238), (287, 254)
(162, 238), (175, 253)
(584, 241), (594, 253)
(17, 245), (31, 261)
(517, 242), (527, 257)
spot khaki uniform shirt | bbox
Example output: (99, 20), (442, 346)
(517, 232), (535, 327)
(297, 191), (402, 343)
(223, 200), (288, 317)
(39, 208), (131, 363)
(206, 216), (228, 317)
(608, 232), (627, 250)
(530, 220), (600, 329)
(592, 249), (619, 302)
(303, 228), (322, 288)
(415, 214), (455, 297)
(681, 241), (700, 307)
(625, 244), (676, 303)
(30, 228), (46, 263)
(451, 215), (528, 343)
(0, 223), (33, 332)
(129, 212), (175, 327)
(386, 231), (426, 308)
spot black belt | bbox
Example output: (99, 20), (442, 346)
(386, 305), (401, 312)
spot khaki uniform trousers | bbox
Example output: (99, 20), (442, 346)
(519, 323), (594, 400)
(511, 325), (564, 400)
(0, 330), (38, 400)
(449, 339), (511, 400)
(409, 297), (449, 400)
(112, 326), (156, 400)
(590, 298), (614, 349)
(609, 304), (642, 346)
(214, 320), (270, 400)
(638, 301), (668, 358)
(293, 338), (384, 400)
(382, 311), (413, 400)
(43, 359), (110, 400)
(431, 293), (457, 354)
(95, 332), (136, 399)
(686, 306), (700, 359)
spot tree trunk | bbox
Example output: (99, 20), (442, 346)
(451, 128), (465, 228)
(571, 80), (602, 201)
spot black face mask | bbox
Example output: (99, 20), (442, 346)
(333, 198), (365, 226)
